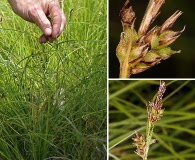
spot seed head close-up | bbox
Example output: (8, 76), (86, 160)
(110, 0), (189, 78)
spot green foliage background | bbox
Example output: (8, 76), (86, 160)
(109, 80), (195, 160)
(109, 0), (195, 78)
(0, 0), (106, 159)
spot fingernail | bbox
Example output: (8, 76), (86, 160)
(45, 28), (52, 36)
(56, 33), (60, 38)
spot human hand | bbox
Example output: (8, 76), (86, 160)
(8, 0), (66, 43)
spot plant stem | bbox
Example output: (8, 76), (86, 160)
(143, 120), (154, 160)
(119, 29), (132, 78)
(119, 62), (132, 78)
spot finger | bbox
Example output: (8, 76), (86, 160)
(39, 34), (48, 44)
(49, 1), (62, 38)
(58, 10), (66, 37)
(48, 36), (55, 43)
(51, 9), (66, 39)
(28, 5), (52, 36)
(39, 34), (56, 44)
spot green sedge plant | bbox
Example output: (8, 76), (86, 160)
(109, 80), (195, 160)
(0, 0), (106, 159)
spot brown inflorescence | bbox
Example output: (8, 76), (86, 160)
(147, 81), (166, 123)
(132, 81), (166, 159)
(132, 131), (146, 159)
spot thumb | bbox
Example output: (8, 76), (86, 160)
(28, 6), (52, 36)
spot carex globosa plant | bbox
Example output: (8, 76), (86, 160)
(132, 81), (166, 160)
(116, 0), (185, 78)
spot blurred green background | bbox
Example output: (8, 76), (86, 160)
(109, 80), (195, 160)
(109, 0), (195, 78)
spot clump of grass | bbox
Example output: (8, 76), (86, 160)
(0, 0), (106, 159)
(116, 0), (185, 78)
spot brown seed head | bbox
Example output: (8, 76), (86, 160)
(138, 0), (165, 36)
(120, 0), (135, 29)
(132, 131), (146, 159)
(147, 81), (166, 123)
(158, 10), (183, 34)
(159, 26), (185, 47)
(155, 81), (166, 109)
(129, 43), (148, 64)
